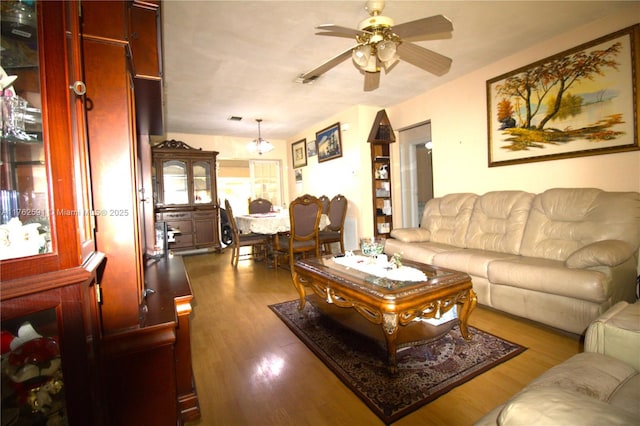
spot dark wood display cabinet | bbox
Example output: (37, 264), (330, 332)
(81, 1), (201, 424)
(2, 1), (200, 425)
(153, 140), (221, 252)
(368, 110), (396, 237)
(1, 1), (105, 424)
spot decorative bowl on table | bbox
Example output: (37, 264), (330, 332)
(360, 237), (386, 258)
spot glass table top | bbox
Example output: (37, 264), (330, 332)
(296, 253), (468, 296)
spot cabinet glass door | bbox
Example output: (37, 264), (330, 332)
(0, 0), (51, 260)
(162, 160), (188, 205)
(192, 161), (211, 204)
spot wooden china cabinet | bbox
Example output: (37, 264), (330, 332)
(368, 110), (396, 237)
(2, 1), (200, 425)
(81, 1), (200, 424)
(1, 1), (104, 424)
(153, 140), (221, 252)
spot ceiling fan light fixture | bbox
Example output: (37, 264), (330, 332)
(248, 119), (274, 155)
(363, 54), (378, 72)
(376, 39), (397, 62)
(352, 44), (371, 68)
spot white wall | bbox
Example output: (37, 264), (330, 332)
(284, 105), (382, 248)
(163, 9), (639, 246)
(387, 10), (640, 202)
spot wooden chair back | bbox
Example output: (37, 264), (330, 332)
(248, 198), (273, 214)
(225, 199), (241, 242)
(274, 194), (322, 270)
(225, 199), (268, 266)
(319, 195), (330, 214)
(327, 194), (348, 232)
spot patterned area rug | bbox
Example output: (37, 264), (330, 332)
(269, 299), (526, 424)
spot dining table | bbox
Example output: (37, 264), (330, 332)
(234, 211), (330, 235)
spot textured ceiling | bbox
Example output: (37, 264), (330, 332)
(161, 1), (635, 140)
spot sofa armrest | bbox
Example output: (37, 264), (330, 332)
(585, 301), (640, 371)
(497, 387), (637, 425)
(564, 240), (635, 269)
(389, 227), (431, 243)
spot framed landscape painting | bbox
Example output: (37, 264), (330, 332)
(487, 24), (639, 167)
(292, 138), (307, 168)
(316, 122), (342, 163)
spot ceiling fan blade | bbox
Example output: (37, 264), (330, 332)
(392, 15), (453, 40)
(397, 42), (452, 76)
(363, 71), (380, 92)
(316, 24), (371, 37)
(299, 46), (358, 83)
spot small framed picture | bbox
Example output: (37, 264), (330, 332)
(306, 139), (317, 157)
(291, 138), (307, 168)
(316, 122), (342, 163)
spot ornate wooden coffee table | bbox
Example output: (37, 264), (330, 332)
(292, 254), (477, 373)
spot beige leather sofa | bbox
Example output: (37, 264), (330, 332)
(474, 301), (640, 425)
(385, 188), (640, 334)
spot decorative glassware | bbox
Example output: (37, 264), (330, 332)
(360, 237), (385, 262)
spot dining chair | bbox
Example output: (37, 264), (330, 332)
(225, 199), (269, 267)
(248, 198), (273, 214)
(319, 194), (348, 254)
(273, 194), (322, 271)
(319, 195), (330, 214)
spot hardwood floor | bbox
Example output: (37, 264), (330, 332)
(183, 250), (582, 426)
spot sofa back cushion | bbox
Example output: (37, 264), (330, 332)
(520, 188), (640, 261)
(465, 191), (534, 254)
(420, 193), (477, 246)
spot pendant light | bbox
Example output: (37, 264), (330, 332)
(247, 118), (274, 155)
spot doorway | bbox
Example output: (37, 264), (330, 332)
(398, 121), (433, 227)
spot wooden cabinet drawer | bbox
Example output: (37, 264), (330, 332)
(161, 211), (192, 221)
(193, 211), (215, 219)
(170, 234), (193, 248)
(166, 220), (192, 234)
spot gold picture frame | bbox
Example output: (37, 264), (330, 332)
(487, 24), (639, 167)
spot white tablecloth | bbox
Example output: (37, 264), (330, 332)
(235, 212), (329, 235)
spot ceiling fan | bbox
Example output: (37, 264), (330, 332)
(298, 0), (453, 91)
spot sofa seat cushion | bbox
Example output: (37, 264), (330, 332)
(384, 239), (461, 264)
(496, 352), (639, 424)
(487, 256), (608, 303)
(610, 373), (640, 417)
(497, 386), (637, 425)
(525, 352), (636, 401)
(433, 249), (518, 279)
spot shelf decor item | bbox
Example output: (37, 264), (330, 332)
(368, 110), (395, 237)
(487, 24), (639, 167)
(316, 122), (342, 163)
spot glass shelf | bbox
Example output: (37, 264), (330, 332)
(1, 1), (51, 261)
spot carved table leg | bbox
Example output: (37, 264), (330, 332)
(291, 271), (307, 310)
(458, 288), (477, 340)
(382, 312), (400, 374)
